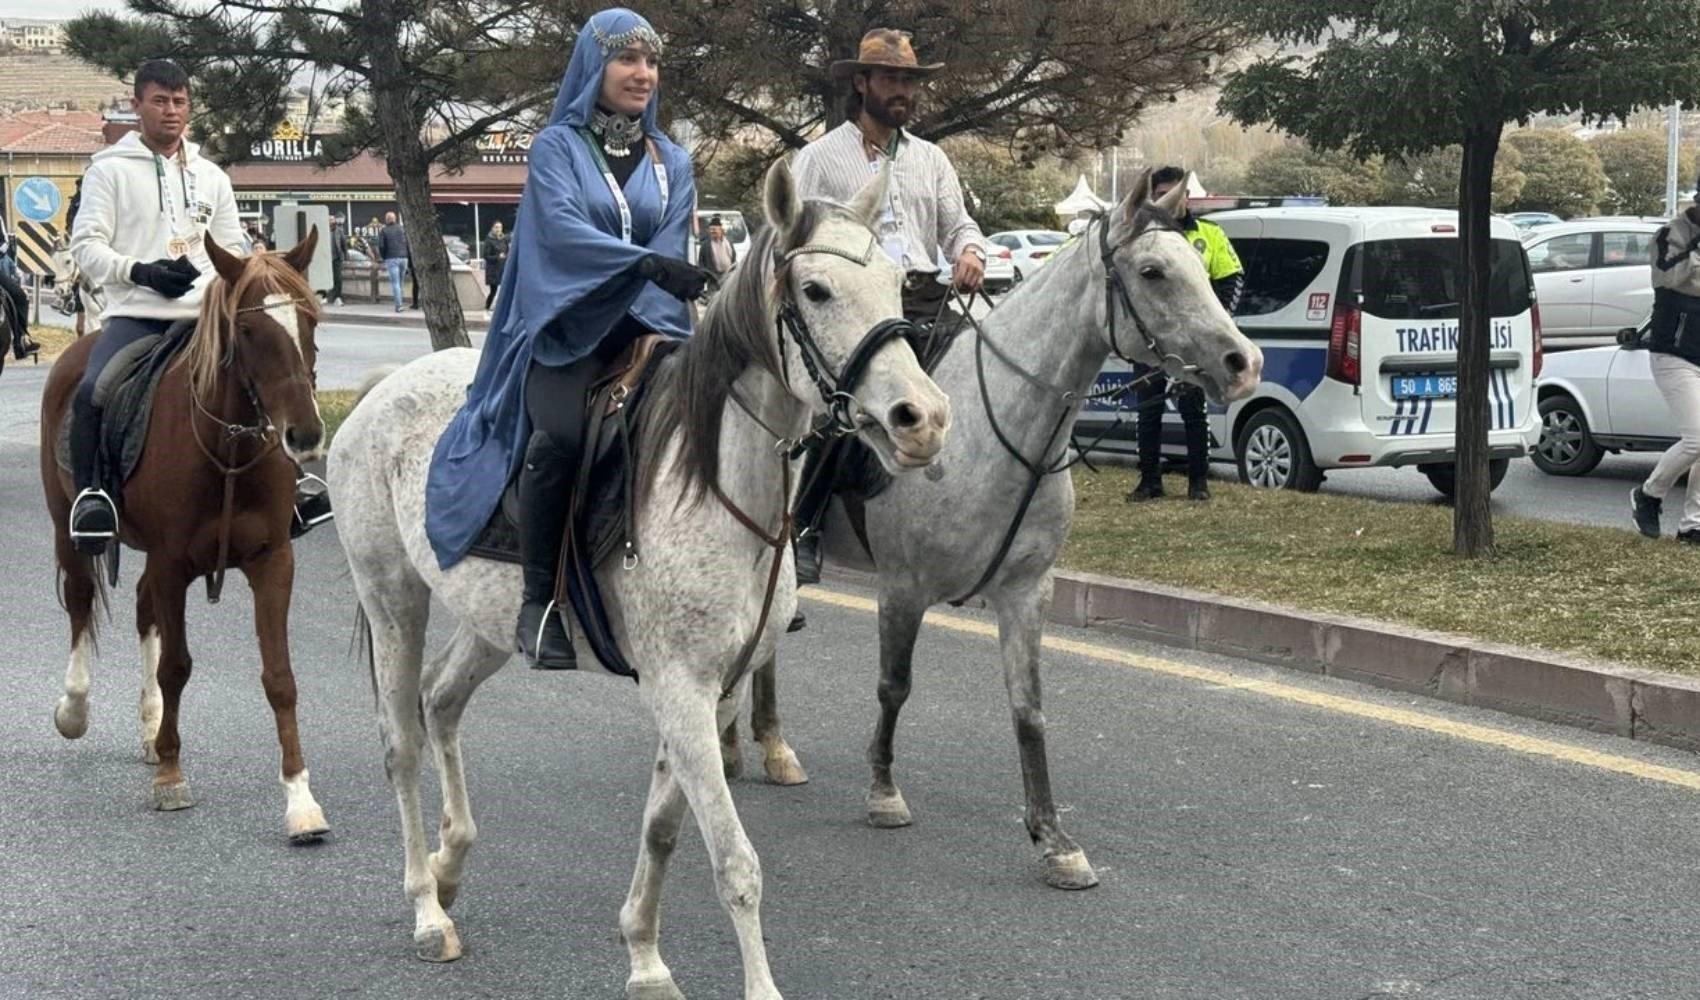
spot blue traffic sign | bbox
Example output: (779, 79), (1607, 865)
(13, 176), (61, 224)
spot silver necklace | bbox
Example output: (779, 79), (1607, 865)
(590, 109), (644, 157)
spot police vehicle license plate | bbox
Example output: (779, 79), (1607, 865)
(1391, 374), (1456, 399)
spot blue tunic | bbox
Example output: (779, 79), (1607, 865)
(425, 8), (695, 569)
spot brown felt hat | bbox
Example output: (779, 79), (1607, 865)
(829, 28), (944, 81)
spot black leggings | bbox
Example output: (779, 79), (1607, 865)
(524, 320), (644, 466)
(77, 316), (173, 408)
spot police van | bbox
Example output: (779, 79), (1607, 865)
(1078, 207), (1543, 496)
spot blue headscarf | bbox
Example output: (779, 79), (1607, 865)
(424, 7), (696, 570)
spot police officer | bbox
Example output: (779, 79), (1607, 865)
(1128, 165), (1243, 503)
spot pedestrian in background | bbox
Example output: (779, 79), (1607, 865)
(1127, 164), (1244, 504)
(377, 211), (410, 312)
(697, 215), (736, 279)
(483, 220), (509, 309)
(1632, 188), (1700, 544)
(327, 213), (346, 306)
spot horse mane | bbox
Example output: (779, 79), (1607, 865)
(179, 252), (322, 398)
(637, 199), (833, 509)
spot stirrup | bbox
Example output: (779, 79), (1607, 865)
(292, 472), (334, 538)
(69, 488), (118, 550)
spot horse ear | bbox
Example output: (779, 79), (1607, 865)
(763, 157), (802, 237)
(1116, 168), (1154, 224)
(1155, 173), (1190, 217)
(844, 160), (890, 229)
(282, 225), (319, 275)
(204, 236), (245, 284)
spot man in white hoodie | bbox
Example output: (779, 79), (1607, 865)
(68, 59), (330, 551)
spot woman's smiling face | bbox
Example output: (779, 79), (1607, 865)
(600, 44), (658, 116)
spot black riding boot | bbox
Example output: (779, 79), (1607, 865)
(68, 395), (117, 554)
(291, 472), (334, 539)
(791, 439), (840, 588)
(1129, 369), (1167, 502)
(515, 432), (577, 670)
(1180, 387), (1210, 502)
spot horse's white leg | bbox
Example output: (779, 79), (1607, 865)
(867, 593), (926, 828)
(243, 545), (329, 843)
(750, 655), (807, 786)
(50, 502), (98, 740)
(135, 568), (163, 763)
(646, 681), (781, 1000)
(990, 578), (1098, 890)
(53, 627), (95, 740)
(420, 624), (508, 910)
(620, 742), (691, 1000)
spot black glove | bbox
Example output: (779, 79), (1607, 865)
(130, 257), (200, 299)
(637, 254), (712, 301)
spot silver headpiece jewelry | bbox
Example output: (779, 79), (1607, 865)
(592, 22), (664, 59)
(590, 107), (645, 157)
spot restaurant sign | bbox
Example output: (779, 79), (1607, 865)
(477, 130), (532, 164)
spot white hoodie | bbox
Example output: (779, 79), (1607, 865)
(70, 131), (244, 321)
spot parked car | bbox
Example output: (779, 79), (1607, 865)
(1532, 320), (1676, 475)
(1075, 207), (1542, 496)
(1503, 211), (1564, 234)
(987, 229), (1071, 283)
(1522, 219), (1659, 348)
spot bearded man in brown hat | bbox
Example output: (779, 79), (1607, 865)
(787, 28), (989, 612)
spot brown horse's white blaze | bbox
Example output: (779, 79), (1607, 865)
(40, 229), (330, 842)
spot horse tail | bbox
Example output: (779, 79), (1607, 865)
(55, 554), (109, 652)
(350, 602), (376, 699)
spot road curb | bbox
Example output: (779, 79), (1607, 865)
(821, 566), (1700, 753)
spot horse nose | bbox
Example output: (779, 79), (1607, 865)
(1225, 351), (1249, 375)
(286, 425), (323, 455)
(887, 400), (923, 431)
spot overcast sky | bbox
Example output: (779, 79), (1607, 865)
(0, 2), (128, 18)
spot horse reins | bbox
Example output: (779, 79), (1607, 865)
(950, 213), (1184, 604)
(189, 295), (313, 603)
(705, 234), (918, 699)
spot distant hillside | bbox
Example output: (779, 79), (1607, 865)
(0, 53), (126, 113)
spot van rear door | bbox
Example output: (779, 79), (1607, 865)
(1346, 234), (1536, 444)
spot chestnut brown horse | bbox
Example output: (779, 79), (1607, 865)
(39, 230), (331, 841)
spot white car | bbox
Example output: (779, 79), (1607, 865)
(1075, 207), (1543, 496)
(1522, 219), (1660, 348)
(1532, 320), (1677, 475)
(987, 229), (1071, 283)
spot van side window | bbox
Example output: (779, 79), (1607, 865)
(1351, 238), (1532, 319)
(1234, 238), (1330, 316)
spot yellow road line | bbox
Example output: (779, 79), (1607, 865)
(803, 587), (1700, 792)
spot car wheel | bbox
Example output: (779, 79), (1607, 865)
(1530, 394), (1604, 476)
(1421, 458), (1510, 499)
(1235, 408), (1323, 492)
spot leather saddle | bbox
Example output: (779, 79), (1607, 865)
(54, 320), (197, 499)
(467, 334), (680, 679)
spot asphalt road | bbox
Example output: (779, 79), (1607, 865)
(4, 339), (1700, 998)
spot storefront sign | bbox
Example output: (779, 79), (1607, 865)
(477, 130), (532, 164)
(249, 134), (329, 162)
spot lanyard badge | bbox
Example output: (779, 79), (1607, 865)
(155, 149), (198, 258)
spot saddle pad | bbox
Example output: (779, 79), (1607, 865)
(54, 321), (196, 499)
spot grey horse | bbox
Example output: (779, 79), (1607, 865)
(326, 160), (950, 999)
(724, 169), (1263, 890)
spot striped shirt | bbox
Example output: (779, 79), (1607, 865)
(792, 122), (986, 275)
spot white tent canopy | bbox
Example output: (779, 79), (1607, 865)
(1053, 174), (1109, 220)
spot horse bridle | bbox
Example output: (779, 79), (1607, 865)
(949, 212), (1201, 604)
(772, 234), (919, 454)
(188, 293), (317, 604)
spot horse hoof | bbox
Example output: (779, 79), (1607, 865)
(415, 923), (463, 963)
(867, 791), (913, 829)
(1042, 850), (1100, 890)
(141, 740), (160, 765)
(626, 976), (686, 1000)
(53, 697), (88, 739)
(151, 781), (194, 812)
(763, 751), (809, 787)
(286, 804), (330, 843)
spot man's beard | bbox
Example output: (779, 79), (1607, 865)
(864, 95), (911, 129)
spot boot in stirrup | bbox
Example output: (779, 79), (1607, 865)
(291, 472), (334, 539)
(70, 487), (118, 555)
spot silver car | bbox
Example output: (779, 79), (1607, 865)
(1523, 219), (1661, 348)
